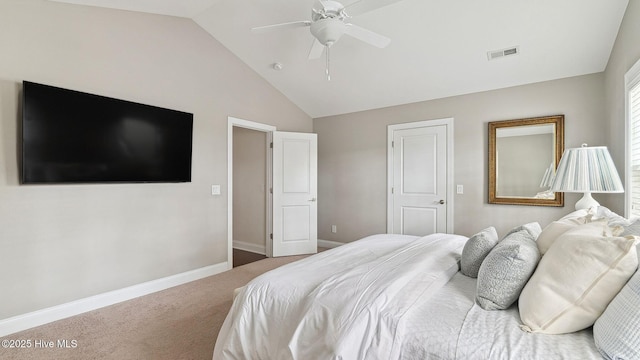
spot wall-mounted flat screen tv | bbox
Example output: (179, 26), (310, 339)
(21, 81), (193, 184)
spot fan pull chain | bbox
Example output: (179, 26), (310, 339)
(326, 45), (331, 81)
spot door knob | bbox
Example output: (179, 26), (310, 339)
(309, 197), (317, 202)
(439, 199), (445, 204)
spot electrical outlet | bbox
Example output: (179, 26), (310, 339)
(211, 185), (221, 195)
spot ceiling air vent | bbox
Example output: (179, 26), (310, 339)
(487, 46), (519, 61)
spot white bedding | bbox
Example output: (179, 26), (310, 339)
(400, 273), (601, 360)
(213, 233), (602, 360)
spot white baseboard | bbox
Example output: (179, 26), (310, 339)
(233, 240), (266, 255)
(0, 261), (229, 337)
(318, 239), (344, 249)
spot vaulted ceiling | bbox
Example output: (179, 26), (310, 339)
(50, 0), (629, 118)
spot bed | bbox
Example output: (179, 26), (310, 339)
(213, 209), (640, 360)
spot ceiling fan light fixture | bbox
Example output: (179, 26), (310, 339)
(310, 18), (346, 46)
(251, 0), (406, 79)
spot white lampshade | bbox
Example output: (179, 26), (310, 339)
(550, 144), (624, 210)
(539, 162), (555, 188)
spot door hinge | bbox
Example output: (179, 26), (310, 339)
(270, 142), (273, 148)
(270, 233), (273, 240)
(392, 141), (394, 148)
(391, 187), (394, 194)
(269, 187), (273, 194)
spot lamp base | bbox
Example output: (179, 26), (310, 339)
(575, 192), (599, 210)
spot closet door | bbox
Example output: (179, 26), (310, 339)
(388, 123), (449, 235)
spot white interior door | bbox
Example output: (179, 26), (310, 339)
(272, 131), (318, 257)
(388, 122), (451, 235)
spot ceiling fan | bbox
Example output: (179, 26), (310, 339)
(252, 0), (405, 80)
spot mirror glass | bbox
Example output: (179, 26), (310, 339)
(489, 115), (564, 206)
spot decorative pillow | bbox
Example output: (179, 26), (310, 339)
(461, 227), (499, 278)
(594, 268), (640, 360)
(476, 223), (541, 310)
(592, 206), (631, 236)
(559, 208), (593, 221)
(536, 216), (598, 255)
(503, 222), (543, 240)
(620, 217), (640, 237)
(594, 206), (628, 225)
(519, 221), (639, 334)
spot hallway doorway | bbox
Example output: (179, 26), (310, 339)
(232, 126), (269, 267)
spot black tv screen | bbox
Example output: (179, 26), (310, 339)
(21, 81), (193, 184)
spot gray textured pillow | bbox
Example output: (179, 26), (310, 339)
(476, 222), (541, 310)
(594, 265), (640, 359)
(502, 222), (542, 240)
(461, 227), (499, 278)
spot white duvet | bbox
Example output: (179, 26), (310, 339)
(213, 233), (467, 360)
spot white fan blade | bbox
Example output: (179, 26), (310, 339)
(252, 21), (311, 33)
(344, 0), (405, 17)
(343, 23), (390, 48)
(308, 38), (325, 59)
(312, 0), (327, 13)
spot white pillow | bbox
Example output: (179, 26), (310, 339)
(519, 221), (639, 334)
(536, 215), (593, 255)
(559, 208), (593, 221)
(593, 206), (628, 225)
(591, 206), (630, 236)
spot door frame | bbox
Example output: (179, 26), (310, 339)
(387, 118), (455, 234)
(228, 117), (276, 269)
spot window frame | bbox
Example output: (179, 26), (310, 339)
(625, 58), (640, 218)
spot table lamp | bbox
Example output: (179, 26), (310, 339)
(550, 144), (624, 210)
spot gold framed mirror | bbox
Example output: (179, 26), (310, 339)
(489, 115), (564, 206)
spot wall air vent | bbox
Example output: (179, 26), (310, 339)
(487, 46), (520, 61)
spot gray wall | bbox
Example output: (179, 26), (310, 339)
(0, 1), (311, 319)
(605, 0), (640, 215)
(314, 73), (606, 242)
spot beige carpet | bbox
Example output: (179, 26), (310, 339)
(0, 254), (308, 360)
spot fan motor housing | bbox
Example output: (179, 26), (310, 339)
(312, 0), (346, 20)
